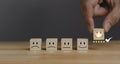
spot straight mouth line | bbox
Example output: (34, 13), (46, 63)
(48, 46), (56, 48)
(63, 47), (71, 48)
(79, 46), (87, 48)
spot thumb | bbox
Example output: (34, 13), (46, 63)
(103, 7), (120, 32)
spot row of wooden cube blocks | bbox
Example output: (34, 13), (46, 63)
(30, 38), (88, 51)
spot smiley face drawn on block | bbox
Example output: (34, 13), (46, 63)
(30, 38), (42, 51)
(93, 28), (104, 40)
(77, 38), (88, 50)
(46, 38), (58, 51)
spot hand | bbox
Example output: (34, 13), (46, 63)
(80, 0), (120, 32)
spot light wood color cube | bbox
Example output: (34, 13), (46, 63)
(30, 38), (42, 51)
(77, 38), (88, 50)
(61, 38), (72, 51)
(93, 28), (104, 40)
(46, 38), (58, 51)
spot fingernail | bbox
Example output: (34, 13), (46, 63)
(88, 25), (94, 33)
(88, 28), (92, 33)
(104, 21), (111, 32)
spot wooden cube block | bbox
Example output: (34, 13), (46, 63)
(77, 38), (88, 50)
(46, 38), (58, 51)
(61, 38), (72, 51)
(93, 28), (104, 40)
(30, 38), (42, 51)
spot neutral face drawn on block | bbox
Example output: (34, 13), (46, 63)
(61, 38), (72, 51)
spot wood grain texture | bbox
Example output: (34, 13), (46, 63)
(0, 41), (119, 64)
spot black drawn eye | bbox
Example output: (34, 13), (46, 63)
(52, 42), (54, 45)
(68, 42), (69, 45)
(64, 42), (66, 45)
(33, 42), (35, 44)
(80, 42), (82, 44)
(36, 42), (38, 44)
(84, 42), (85, 45)
(49, 42), (51, 45)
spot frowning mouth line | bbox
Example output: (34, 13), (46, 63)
(31, 46), (39, 48)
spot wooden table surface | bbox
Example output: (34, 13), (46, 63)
(0, 41), (120, 64)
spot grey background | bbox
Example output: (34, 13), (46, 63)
(0, 0), (120, 41)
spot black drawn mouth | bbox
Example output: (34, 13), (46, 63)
(31, 46), (39, 48)
(48, 46), (56, 48)
(79, 46), (87, 48)
(63, 47), (71, 48)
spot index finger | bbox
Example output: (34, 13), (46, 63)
(81, 3), (94, 32)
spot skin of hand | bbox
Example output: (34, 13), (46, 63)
(80, 0), (120, 32)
